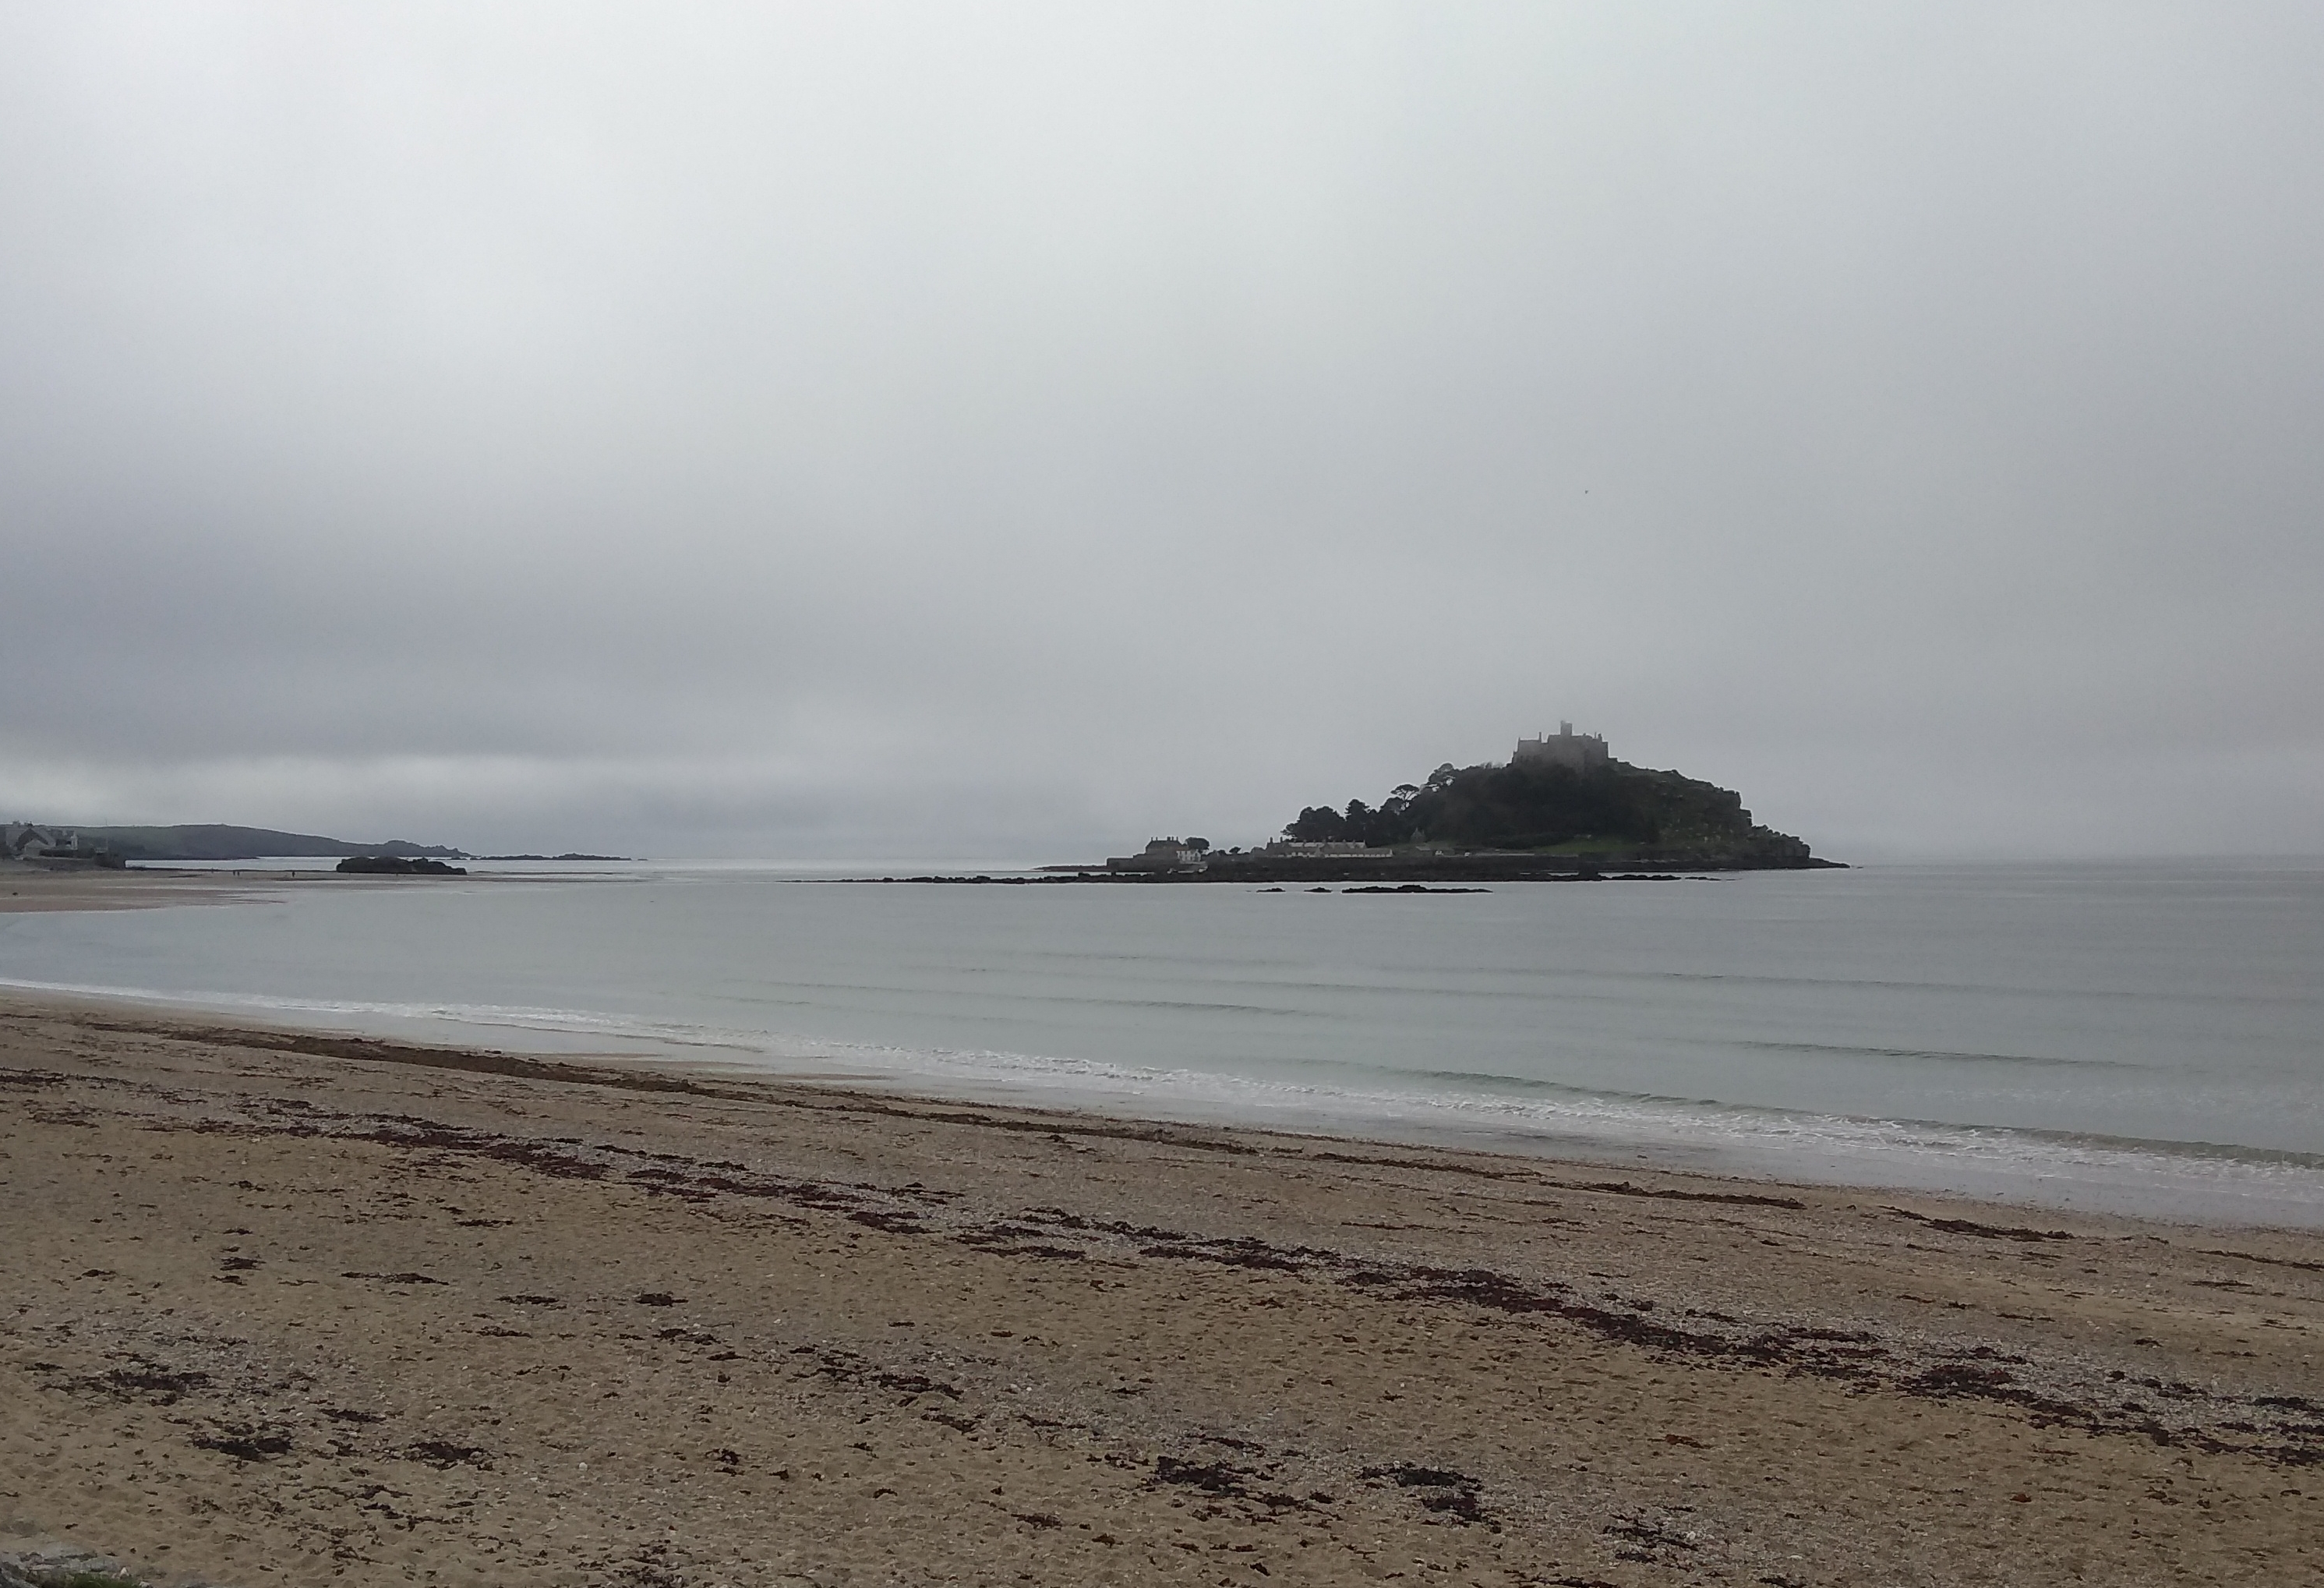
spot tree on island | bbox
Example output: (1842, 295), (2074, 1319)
(1283, 757), (1809, 861)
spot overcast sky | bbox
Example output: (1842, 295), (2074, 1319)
(4, 4), (2320, 861)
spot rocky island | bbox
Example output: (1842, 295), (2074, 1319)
(334, 855), (469, 875)
(1096, 724), (1839, 882)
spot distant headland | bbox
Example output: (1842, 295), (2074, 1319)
(1082, 724), (1841, 882)
(3, 822), (468, 865)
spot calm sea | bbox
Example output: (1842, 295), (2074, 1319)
(5, 860), (2321, 1225)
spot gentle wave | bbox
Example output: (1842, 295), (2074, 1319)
(12, 972), (2322, 1225)
(1732, 1038), (2146, 1070)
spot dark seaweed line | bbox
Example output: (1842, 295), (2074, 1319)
(31, 1069), (2324, 1471)
(38, 1018), (1284, 1156)
(19, 1013), (1842, 1206)
(1079, 1213), (2319, 1467)
(563, 1143), (2324, 1470)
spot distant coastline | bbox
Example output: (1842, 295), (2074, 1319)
(58, 823), (468, 864)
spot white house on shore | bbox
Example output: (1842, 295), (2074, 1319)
(1107, 837), (1211, 872)
(3, 822), (83, 861)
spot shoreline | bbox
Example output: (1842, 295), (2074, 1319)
(0, 864), (292, 914)
(2, 989), (2317, 1584)
(0, 862), (497, 914)
(12, 986), (2324, 1237)
(5, 861), (2319, 1234)
(8, 968), (2321, 1233)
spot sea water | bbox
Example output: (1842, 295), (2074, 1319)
(3, 860), (2320, 1225)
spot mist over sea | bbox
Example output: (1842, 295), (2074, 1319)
(5, 861), (2320, 1225)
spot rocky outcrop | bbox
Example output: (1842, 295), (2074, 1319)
(0, 1539), (152, 1587)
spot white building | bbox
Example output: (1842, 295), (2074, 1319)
(1107, 838), (1210, 872)
(2, 822), (81, 861)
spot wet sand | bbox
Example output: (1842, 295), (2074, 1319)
(2, 991), (2318, 1586)
(0, 863), (417, 916)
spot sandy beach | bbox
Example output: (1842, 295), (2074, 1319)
(1, 990), (2317, 1586)
(0, 864), (408, 916)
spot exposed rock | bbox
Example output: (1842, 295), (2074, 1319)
(334, 856), (468, 875)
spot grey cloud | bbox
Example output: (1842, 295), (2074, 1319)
(3, 4), (2320, 858)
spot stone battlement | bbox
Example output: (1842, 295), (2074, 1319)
(1513, 722), (1608, 773)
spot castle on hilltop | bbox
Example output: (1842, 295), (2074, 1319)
(1513, 722), (1608, 773)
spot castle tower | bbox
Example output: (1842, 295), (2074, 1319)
(1513, 722), (1608, 773)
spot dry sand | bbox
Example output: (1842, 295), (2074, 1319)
(2, 991), (2318, 1586)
